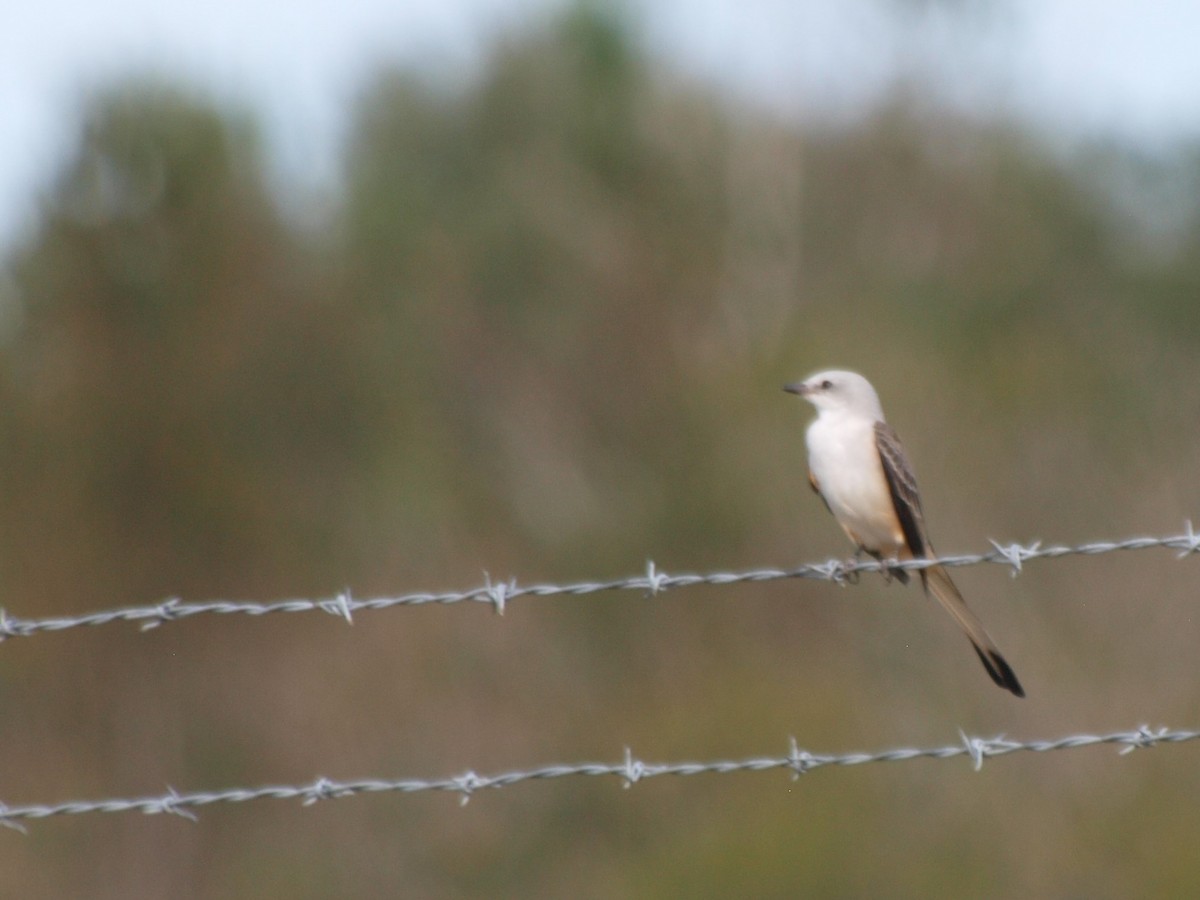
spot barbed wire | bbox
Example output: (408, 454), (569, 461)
(0, 724), (1192, 830)
(1, 525), (1197, 642)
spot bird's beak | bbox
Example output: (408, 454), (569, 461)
(783, 382), (809, 396)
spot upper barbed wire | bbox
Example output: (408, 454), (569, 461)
(1, 525), (1197, 642)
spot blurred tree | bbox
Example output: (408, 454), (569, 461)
(4, 85), (373, 602)
(3, 6), (1200, 899)
(339, 5), (745, 570)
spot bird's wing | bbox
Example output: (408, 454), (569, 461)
(873, 422), (928, 558)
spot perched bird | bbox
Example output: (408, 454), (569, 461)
(784, 369), (1024, 697)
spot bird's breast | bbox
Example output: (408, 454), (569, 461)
(806, 417), (905, 553)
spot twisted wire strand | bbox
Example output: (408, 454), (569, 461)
(1, 526), (1197, 641)
(0, 725), (1191, 830)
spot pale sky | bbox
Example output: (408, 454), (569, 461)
(4, 0), (1200, 249)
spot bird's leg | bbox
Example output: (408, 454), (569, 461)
(867, 549), (894, 583)
(862, 548), (908, 585)
(879, 552), (910, 585)
(838, 547), (864, 585)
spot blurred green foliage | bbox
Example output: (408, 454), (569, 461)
(3, 6), (1200, 898)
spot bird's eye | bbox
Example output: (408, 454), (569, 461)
(820, 379), (833, 390)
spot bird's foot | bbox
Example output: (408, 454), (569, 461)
(841, 558), (861, 585)
(880, 560), (909, 585)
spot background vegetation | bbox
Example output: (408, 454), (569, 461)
(3, 5), (1200, 897)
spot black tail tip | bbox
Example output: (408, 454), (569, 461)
(973, 645), (1025, 698)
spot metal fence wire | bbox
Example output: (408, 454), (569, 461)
(0, 525), (1197, 639)
(1, 526), (1198, 830)
(0, 726), (1194, 829)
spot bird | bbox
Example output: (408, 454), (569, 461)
(783, 369), (1024, 697)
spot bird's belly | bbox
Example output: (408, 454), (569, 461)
(808, 423), (905, 554)
(825, 486), (903, 552)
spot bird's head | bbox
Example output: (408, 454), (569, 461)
(783, 369), (884, 420)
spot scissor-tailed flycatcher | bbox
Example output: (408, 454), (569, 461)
(784, 369), (1024, 697)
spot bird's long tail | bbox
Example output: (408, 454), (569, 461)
(920, 564), (1025, 698)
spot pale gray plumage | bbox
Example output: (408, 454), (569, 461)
(784, 369), (1024, 697)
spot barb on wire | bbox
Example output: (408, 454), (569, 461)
(0, 526), (1197, 642)
(0, 725), (1194, 826)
